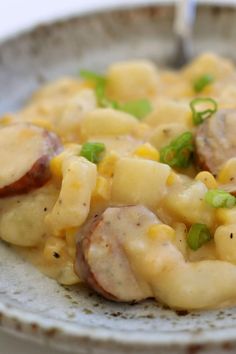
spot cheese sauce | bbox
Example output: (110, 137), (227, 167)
(1, 53), (236, 309)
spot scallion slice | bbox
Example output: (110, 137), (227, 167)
(80, 142), (105, 164)
(205, 189), (236, 208)
(187, 223), (211, 251)
(95, 81), (118, 108)
(80, 70), (106, 84)
(118, 99), (152, 120)
(193, 74), (214, 93)
(80, 70), (112, 107)
(80, 69), (151, 119)
(160, 132), (194, 168)
(190, 97), (217, 125)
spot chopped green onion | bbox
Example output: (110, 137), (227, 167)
(80, 142), (105, 164)
(80, 70), (112, 107)
(95, 81), (118, 108)
(190, 97), (218, 125)
(193, 74), (214, 93)
(80, 69), (151, 119)
(187, 223), (211, 251)
(119, 99), (152, 120)
(80, 70), (106, 84)
(80, 70), (111, 107)
(205, 189), (236, 208)
(160, 132), (194, 168)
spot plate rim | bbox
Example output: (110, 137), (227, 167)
(1, 1), (236, 351)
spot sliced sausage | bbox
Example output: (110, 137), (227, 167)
(75, 205), (159, 302)
(195, 109), (236, 176)
(0, 123), (61, 197)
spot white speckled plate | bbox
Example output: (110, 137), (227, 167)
(1, 2), (236, 353)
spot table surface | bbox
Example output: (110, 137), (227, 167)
(1, 0), (236, 353)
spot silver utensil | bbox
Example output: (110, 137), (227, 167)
(172, 0), (196, 68)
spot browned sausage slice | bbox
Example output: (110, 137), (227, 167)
(0, 123), (61, 197)
(75, 205), (159, 302)
(195, 109), (236, 176)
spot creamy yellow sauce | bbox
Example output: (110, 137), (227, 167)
(2, 52), (236, 309)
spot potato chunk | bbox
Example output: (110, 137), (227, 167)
(80, 108), (138, 139)
(144, 99), (192, 128)
(162, 180), (215, 228)
(107, 60), (159, 101)
(0, 184), (58, 246)
(148, 123), (187, 150)
(182, 53), (234, 81)
(111, 157), (170, 208)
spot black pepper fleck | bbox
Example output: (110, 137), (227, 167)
(230, 233), (234, 239)
(44, 207), (47, 212)
(53, 252), (60, 259)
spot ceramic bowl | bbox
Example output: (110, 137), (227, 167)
(1, 2), (236, 353)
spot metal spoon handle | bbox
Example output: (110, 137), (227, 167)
(173, 0), (196, 68)
(174, 0), (196, 39)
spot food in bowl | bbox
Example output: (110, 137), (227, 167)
(1, 52), (236, 310)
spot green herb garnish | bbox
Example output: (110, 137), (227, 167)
(187, 223), (211, 251)
(194, 74), (214, 93)
(80, 142), (105, 164)
(80, 70), (106, 84)
(205, 189), (236, 208)
(80, 70), (113, 107)
(118, 99), (152, 120)
(160, 132), (194, 168)
(95, 81), (118, 108)
(80, 69), (151, 119)
(190, 97), (218, 125)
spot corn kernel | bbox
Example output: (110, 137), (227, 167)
(166, 172), (177, 186)
(43, 237), (65, 261)
(148, 224), (175, 241)
(50, 154), (63, 179)
(200, 85), (213, 95)
(195, 171), (218, 189)
(0, 114), (14, 125)
(93, 176), (111, 200)
(216, 208), (236, 225)
(79, 80), (96, 90)
(218, 158), (236, 184)
(134, 143), (160, 161)
(98, 151), (119, 178)
(31, 118), (53, 131)
(50, 145), (81, 180)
